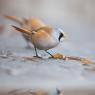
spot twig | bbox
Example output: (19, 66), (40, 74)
(51, 53), (95, 64)
(66, 56), (95, 64)
(0, 53), (94, 64)
(0, 55), (39, 62)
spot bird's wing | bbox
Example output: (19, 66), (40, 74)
(36, 26), (52, 34)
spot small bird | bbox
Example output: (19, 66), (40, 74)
(12, 24), (65, 58)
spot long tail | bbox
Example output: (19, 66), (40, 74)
(12, 25), (31, 35)
(4, 15), (23, 25)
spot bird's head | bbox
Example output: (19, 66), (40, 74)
(58, 28), (66, 41)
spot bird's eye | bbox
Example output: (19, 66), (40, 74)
(58, 32), (64, 41)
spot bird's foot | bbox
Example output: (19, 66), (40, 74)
(33, 55), (42, 59)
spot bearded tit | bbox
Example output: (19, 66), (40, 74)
(12, 25), (65, 58)
(4, 15), (46, 48)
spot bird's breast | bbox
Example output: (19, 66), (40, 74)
(31, 30), (59, 50)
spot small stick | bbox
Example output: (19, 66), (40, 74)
(0, 53), (94, 64)
(50, 53), (95, 64)
(65, 56), (95, 64)
(0, 54), (39, 62)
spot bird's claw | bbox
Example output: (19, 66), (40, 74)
(33, 55), (42, 59)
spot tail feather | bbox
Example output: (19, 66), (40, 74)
(12, 25), (31, 35)
(4, 15), (23, 25)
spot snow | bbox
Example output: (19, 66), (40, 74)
(0, 30), (95, 95)
(0, 0), (95, 94)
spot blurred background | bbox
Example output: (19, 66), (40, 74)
(0, 1), (95, 94)
(0, 0), (95, 57)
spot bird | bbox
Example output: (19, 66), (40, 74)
(12, 24), (66, 58)
(4, 15), (46, 48)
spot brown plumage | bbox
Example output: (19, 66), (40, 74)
(5, 15), (65, 57)
(4, 15), (47, 45)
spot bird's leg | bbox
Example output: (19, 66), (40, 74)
(34, 46), (38, 57)
(45, 50), (54, 58)
(33, 46), (41, 58)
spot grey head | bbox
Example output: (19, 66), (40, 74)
(52, 28), (65, 42)
(58, 28), (65, 41)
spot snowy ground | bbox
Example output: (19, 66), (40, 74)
(0, 0), (95, 95)
(0, 26), (95, 95)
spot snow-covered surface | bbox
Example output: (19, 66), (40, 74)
(0, 0), (95, 94)
(0, 28), (95, 95)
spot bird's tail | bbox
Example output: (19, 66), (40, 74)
(12, 25), (32, 35)
(4, 15), (23, 25)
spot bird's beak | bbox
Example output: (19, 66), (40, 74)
(63, 32), (67, 38)
(12, 25), (31, 35)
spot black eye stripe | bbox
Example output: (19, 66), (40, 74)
(58, 33), (63, 41)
